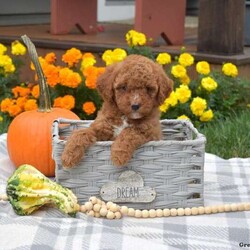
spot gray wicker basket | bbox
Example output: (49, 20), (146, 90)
(52, 118), (206, 210)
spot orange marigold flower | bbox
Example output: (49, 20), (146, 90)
(83, 66), (98, 78)
(45, 52), (56, 64)
(97, 67), (106, 76)
(62, 48), (82, 67)
(8, 104), (22, 117)
(24, 99), (38, 111)
(82, 52), (95, 59)
(59, 68), (82, 88)
(0, 98), (13, 112)
(43, 64), (60, 87)
(16, 97), (27, 110)
(82, 101), (96, 115)
(53, 95), (75, 110)
(85, 75), (97, 89)
(31, 84), (40, 99)
(53, 97), (63, 108)
(12, 86), (30, 98)
(61, 95), (75, 110)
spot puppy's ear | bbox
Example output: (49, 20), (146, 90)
(96, 63), (118, 103)
(155, 65), (173, 105)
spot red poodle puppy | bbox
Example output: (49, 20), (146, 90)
(61, 54), (173, 168)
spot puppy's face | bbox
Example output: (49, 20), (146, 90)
(114, 63), (159, 119)
(96, 55), (173, 120)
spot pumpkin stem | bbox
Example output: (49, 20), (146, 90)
(21, 35), (52, 112)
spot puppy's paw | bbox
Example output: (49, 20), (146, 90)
(61, 147), (85, 169)
(111, 148), (132, 167)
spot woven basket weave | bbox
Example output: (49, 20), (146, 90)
(52, 118), (206, 210)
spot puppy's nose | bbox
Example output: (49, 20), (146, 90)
(131, 104), (140, 111)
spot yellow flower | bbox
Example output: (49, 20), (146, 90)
(222, 63), (238, 77)
(125, 30), (146, 47)
(160, 91), (178, 112)
(156, 53), (171, 65)
(190, 97), (207, 116)
(81, 57), (96, 70)
(196, 61), (210, 75)
(171, 64), (187, 78)
(175, 85), (191, 104)
(178, 53), (194, 67)
(201, 77), (218, 92)
(102, 49), (127, 66)
(11, 40), (26, 55)
(112, 48), (127, 63)
(177, 115), (190, 120)
(102, 50), (114, 66)
(82, 101), (96, 115)
(0, 44), (7, 55)
(180, 74), (191, 85)
(4, 63), (15, 73)
(0, 116), (3, 122)
(200, 109), (214, 122)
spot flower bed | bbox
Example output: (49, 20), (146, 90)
(0, 30), (249, 132)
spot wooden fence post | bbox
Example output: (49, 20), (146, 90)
(197, 0), (245, 55)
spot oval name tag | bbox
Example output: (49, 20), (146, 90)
(100, 170), (156, 203)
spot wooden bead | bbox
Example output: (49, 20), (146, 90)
(80, 205), (87, 213)
(94, 212), (101, 218)
(184, 208), (192, 216)
(93, 204), (101, 212)
(87, 210), (95, 217)
(120, 206), (128, 215)
(89, 196), (97, 204)
(177, 208), (185, 216)
(0, 194), (8, 201)
(85, 202), (93, 211)
(106, 211), (115, 219)
(204, 206), (212, 214)
(141, 210), (149, 218)
(211, 206), (218, 213)
(230, 203), (238, 212)
(135, 210), (142, 218)
(100, 207), (108, 217)
(110, 204), (119, 213)
(163, 208), (170, 217)
(244, 203), (250, 210)
(224, 204), (231, 212)
(237, 203), (245, 211)
(115, 211), (122, 219)
(107, 201), (114, 209)
(128, 208), (135, 217)
(170, 208), (177, 217)
(156, 209), (163, 217)
(97, 199), (103, 205)
(191, 207), (198, 215)
(198, 206), (205, 215)
(218, 205), (225, 213)
(149, 209), (156, 218)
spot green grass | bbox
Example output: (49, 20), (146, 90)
(200, 110), (250, 159)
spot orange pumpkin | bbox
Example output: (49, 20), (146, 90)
(7, 35), (79, 177)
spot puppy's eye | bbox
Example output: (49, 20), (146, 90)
(118, 85), (127, 91)
(146, 86), (155, 94)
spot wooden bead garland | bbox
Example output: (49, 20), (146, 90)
(1, 193), (250, 220)
(77, 196), (250, 220)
